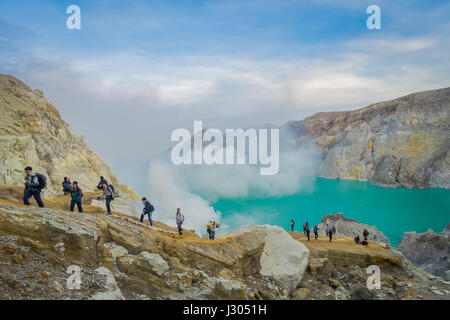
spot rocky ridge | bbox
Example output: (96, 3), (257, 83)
(283, 87), (450, 189)
(0, 197), (448, 300)
(317, 213), (390, 245)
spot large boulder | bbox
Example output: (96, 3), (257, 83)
(317, 213), (390, 245)
(397, 224), (449, 279)
(221, 225), (309, 293)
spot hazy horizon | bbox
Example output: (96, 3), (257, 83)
(1, 0), (449, 194)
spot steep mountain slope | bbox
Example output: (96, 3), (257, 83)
(0, 74), (139, 207)
(283, 88), (450, 189)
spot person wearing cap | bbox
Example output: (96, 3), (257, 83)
(140, 197), (155, 226)
(97, 176), (107, 190)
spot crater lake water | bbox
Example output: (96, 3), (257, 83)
(211, 178), (450, 246)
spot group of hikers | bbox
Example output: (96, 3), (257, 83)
(290, 219), (325, 241)
(22, 166), (219, 239)
(23, 165), (116, 215)
(290, 218), (370, 244)
(61, 175), (115, 214)
(290, 219), (336, 242)
(354, 229), (370, 245)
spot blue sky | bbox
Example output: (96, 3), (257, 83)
(1, 0), (449, 192)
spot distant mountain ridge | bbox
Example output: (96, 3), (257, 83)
(282, 87), (450, 189)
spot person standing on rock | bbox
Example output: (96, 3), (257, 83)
(291, 219), (295, 232)
(23, 166), (45, 208)
(140, 197), (155, 226)
(69, 181), (83, 213)
(306, 226), (311, 241)
(313, 225), (319, 240)
(209, 221), (220, 240)
(101, 182), (114, 215)
(363, 229), (369, 241)
(62, 177), (72, 195)
(176, 208), (184, 236)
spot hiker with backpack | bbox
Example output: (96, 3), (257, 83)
(23, 166), (45, 208)
(328, 227), (334, 242)
(306, 226), (311, 241)
(290, 219), (295, 232)
(313, 225), (319, 240)
(303, 222), (308, 235)
(176, 208), (184, 236)
(140, 197), (155, 226)
(69, 181), (83, 213)
(101, 182), (115, 215)
(62, 177), (72, 195)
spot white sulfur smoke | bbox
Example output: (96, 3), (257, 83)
(148, 160), (220, 235)
(147, 144), (320, 236)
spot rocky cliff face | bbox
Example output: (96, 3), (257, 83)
(317, 213), (390, 245)
(0, 198), (448, 300)
(0, 74), (139, 214)
(283, 88), (450, 189)
(397, 224), (449, 280)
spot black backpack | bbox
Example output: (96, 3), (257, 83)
(108, 185), (115, 199)
(36, 173), (47, 190)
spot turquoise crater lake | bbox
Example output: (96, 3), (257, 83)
(211, 178), (450, 246)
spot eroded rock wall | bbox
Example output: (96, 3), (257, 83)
(284, 88), (450, 189)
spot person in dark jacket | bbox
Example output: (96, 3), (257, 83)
(23, 166), (44, 207)
(101, 182), (114, 215)
(328, 227), (333, 242)
(303, 222), (309, 235)
(97, 176), (107, 190)
(363, 229), (369, 241)
(290, 219), (295, 232)
(62, 177), (72, 195)
(313, 225), (319, 240)
(306, 227), (311, 241)
(140, 197), (155, 226)
(69, 181), (83, 213)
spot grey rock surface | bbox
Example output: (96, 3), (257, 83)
(397, 224), (449, 278)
